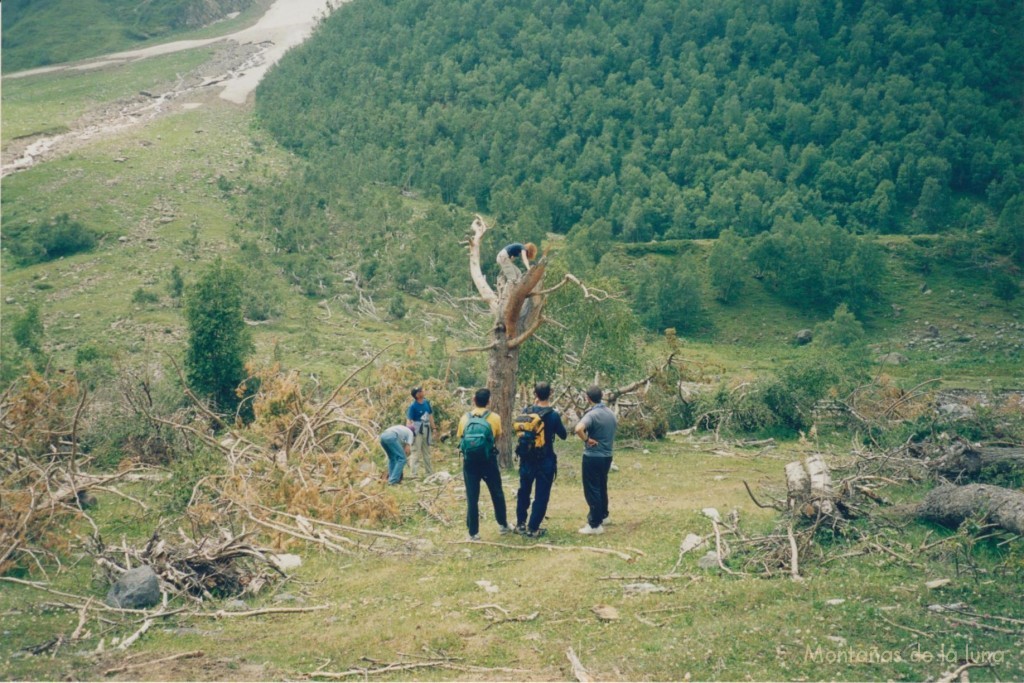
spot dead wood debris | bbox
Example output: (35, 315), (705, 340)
(87, 528), (285, 602)
(450, 538), (634, 561)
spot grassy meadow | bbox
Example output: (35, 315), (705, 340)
(1, 15), (1022, 683)
(3, 439), (1022, 681)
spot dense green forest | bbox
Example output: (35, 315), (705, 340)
(250, 0), (1022, 322)
(256, 0), (1022, 243)
(1, 0), (253, 72)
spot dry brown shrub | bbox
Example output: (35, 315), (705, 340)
(1, 372), (85, 574)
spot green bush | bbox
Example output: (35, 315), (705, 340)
(6, 214), (99, 265)
(184, 259), (253, 414)
(814, 304), (866, 348)
(11, 302), (43, 354)
(388, 293), (407, 320)
(992, 270), (1019, 302)
(131, 287), (160, 305)
(690, 352), (865, 436)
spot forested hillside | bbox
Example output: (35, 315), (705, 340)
(1, 0), (254, 72)
(255, 0), (1023, 248)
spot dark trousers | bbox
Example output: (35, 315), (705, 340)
(516, 455), (556, 531)
(463, 455), (508, 536)
(582, 455), (612, 528)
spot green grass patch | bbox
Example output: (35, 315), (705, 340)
(1, 440), (1021, 681)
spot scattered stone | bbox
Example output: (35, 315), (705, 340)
(827, 635), (848, 647)
(73, 313), (81, 319)
(270, 554), (302, 572)
(118, 236), (129, 243)
(272, 592), (305, 604)
(937, 402), (973, 420)
(697, 551), (722, 570)
(5, 297), (15, 304)
(105, 565), (160, 609)
(924, 325), (940, 338)
(794, 329), (813, 345)
(925, 579), (952, 590)
(592, 605), (620, 621)
(224, 599), (248, 611)
(113, 157), (127, 163)
(825, 598), (846, 606)
(701, 508), (721, 522)
(424, 471), (453, 485)
(876, 352), (909, 365)
(680, 534), (706, 555)
(475, 580), (499, 594)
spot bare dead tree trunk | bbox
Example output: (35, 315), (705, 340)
(461, 217), (548, 468)
(460, 217), (613, 468)
(485, 324), (519, 467)
(918, 484), (1024, 535)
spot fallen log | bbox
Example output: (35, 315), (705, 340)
(929, 445), (1024, 480)
(918, 484), (1024, 535)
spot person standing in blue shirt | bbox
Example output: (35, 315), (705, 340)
(406, 386), (436, 478)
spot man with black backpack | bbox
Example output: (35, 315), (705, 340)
(512, 382), (567, 538)
(456, 388), (513, 540)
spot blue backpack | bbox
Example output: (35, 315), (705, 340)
(460, 411), (495, 463)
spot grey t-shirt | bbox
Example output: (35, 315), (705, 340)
(578, 403), (617, 458)
(381, 425), (414, 445)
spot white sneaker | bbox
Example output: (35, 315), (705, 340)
(602, 517), (613, 526)
(467, 534), (481, 541)
(578, 524), (604, 535)
(498, 525), (514, 535)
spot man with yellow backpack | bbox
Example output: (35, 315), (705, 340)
(511, 382), (567, 538)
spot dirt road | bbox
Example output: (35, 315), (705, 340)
(2, 0), (343, 176)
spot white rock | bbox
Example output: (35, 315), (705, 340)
(825, 599), (846, 606)
(475, 580), (499, 594)
(701, 507), (721, 522)
(680, 533), (706, 554)
(592, 604), (620, 620)
(271, 554), (302, 571)
(925, 578), (952, 590)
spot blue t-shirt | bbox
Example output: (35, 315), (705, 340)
(407, 399), (433, 424)
(504, 243), (525, 258)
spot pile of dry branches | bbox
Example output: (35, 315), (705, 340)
(1, 372), (144, 576)
(89, 529), (284, 602)
(140, 354), (413, 556)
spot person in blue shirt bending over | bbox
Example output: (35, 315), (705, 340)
(406, 386), (436, 479)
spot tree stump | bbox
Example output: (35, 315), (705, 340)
(786, 454), (836, 517)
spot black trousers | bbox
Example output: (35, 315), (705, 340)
(516, 454), (556, 531)
(463, 455), (508, 536)
(581, 455), (612, 528)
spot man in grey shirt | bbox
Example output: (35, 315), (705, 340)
(574, 385), (617, 535)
